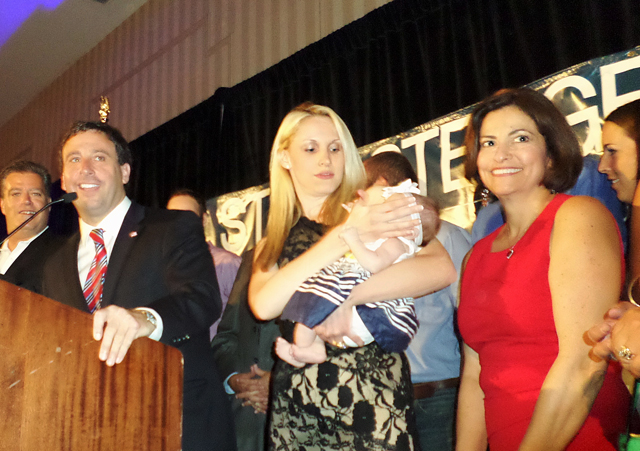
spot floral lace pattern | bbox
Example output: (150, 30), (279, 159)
(269, 217), (418, 450)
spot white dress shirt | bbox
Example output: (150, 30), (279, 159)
(0, 226), (48, 275)
(77, 196), (163, 340)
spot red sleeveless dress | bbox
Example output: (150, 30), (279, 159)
(458, 194), (629, 450)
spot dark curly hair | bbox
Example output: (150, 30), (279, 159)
(58, 121), (132, 170)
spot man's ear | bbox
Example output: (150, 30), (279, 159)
(0, 197), (5, 216)
(61, 174), (66, 192)
(202, 210), (211, 230)
(121, 163), (131, 184)
(280, 151), (291, 170)
(375, 176), (390, 187)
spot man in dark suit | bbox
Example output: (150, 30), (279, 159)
(166, 188), (241, 340)
(0, 160), (61, 294)
(42, 121), (235, 451)
(211, 249), (279, 451)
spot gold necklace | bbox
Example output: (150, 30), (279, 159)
(503, 224), (531, 260)
(503, 193), (555, 259)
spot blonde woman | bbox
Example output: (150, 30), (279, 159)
(249, 103), (455, 449)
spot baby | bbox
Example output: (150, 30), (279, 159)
(276, 179), (439, 367)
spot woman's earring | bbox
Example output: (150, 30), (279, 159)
(481, 188), (490, 207)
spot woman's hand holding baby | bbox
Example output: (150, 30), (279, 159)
(344, 189), (422, 243)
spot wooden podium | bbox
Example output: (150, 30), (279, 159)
(0, 280), (183, 450)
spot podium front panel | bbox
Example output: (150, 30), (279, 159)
(0, 280), (183, 450)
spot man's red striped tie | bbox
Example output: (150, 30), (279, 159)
(83, 228), (107, 313)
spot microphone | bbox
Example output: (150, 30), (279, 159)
(0, 192), (78, 247)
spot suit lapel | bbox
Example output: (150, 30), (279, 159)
(3, 233), (41, 279)
(101, 202), (145, 307)
(4, 230), (51, 276)
(60, 232), (87, 311)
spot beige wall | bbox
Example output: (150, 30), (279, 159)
(0, 0), (392, 178)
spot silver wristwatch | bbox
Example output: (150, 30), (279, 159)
(138, 309), (158, 327)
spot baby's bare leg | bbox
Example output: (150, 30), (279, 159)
(294, 323), (318, 347)
(275, 337), (306, 368)
(275, 323), (327, 367)
(290, 334), (327, 365)
(275, 323), (328, 366)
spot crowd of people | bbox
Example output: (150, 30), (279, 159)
(1, 91), (639, 451)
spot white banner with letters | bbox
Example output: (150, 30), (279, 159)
(207, 46), (640, 255)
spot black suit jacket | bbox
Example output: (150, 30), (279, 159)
(211, 249), (280, 451)
(43, 202), (236, 451)
(0, 229), (62, 295)
(212, 249), (280, 380)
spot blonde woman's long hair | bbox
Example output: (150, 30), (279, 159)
(256, 102), (366, 271)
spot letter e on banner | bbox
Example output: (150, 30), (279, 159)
(601, 55), (640, 118)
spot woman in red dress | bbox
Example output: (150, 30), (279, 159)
(456, 88), (629, 451)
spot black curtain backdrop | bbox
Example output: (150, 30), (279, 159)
(128, 0), (640, 207)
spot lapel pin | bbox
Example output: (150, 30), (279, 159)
(129, 231), (138, 238)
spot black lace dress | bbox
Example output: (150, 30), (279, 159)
(268, 217), (419, 451)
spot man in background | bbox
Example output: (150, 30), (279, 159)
(211, 248), (276, 451)
(0, 160), (61, 294)
(166, 189), (241, 339)
(365, 151), (471, 451)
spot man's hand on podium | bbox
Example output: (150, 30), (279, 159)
(93, 306), (157, 366)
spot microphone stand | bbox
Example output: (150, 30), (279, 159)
(0, 192), (77, 248)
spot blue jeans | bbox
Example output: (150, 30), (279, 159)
(414, 386), (457, 451)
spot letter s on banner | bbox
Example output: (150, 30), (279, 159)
(216, 197), (250, 255)
(371, 144), (402, 155)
